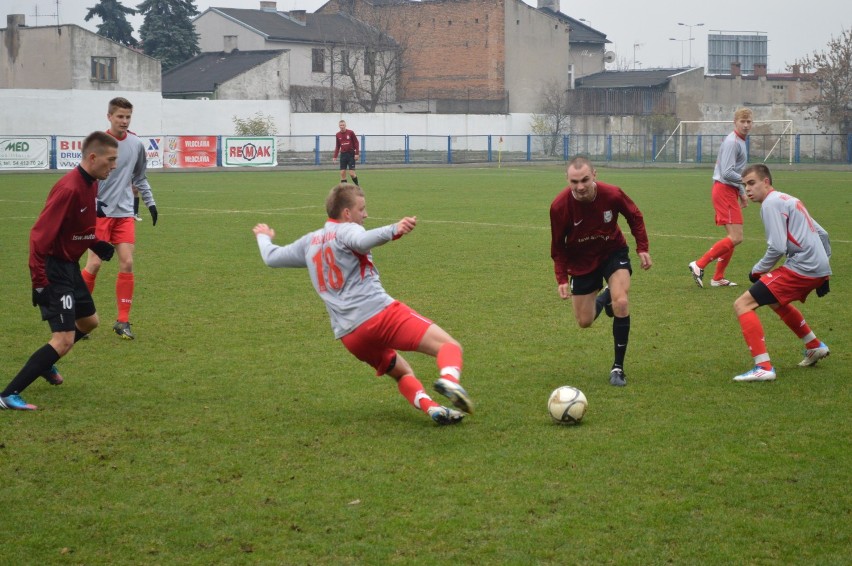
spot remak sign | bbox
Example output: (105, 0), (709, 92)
(223, 137), (276, 167)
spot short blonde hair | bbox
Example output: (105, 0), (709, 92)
(326, 183), (364, 218)
(734, 107), (753, 121)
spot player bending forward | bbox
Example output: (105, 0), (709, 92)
(731, 164), (831, 382)
(253, 183), (473, 425)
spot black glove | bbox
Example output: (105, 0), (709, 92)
(32, 286), (51, 307)
(748, 272), (763, 283)
(816, 280), (830, 297)
(96, 200), (107, 218)
(149, 205), (158, 226)
(90, 240), (115, 261)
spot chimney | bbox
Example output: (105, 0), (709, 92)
(259, 1), (277, 12)
(224, 35), (238, 53)
(536, 0), (559, 10)
(754, 63), (766, 77)
(792, 64), (800, 77)
(289, 10), (307, 24)
(730, 61), (741, 77)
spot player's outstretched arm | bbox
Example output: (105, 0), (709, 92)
(394, 216), (417, 238)
(253, 223), (275, 239)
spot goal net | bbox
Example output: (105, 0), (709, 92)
(655, 120), (794, 164)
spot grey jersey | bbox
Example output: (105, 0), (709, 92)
(753, 190), (831, 278)
(256, 220), (398, 338)
(713, 131), (748, 194)
(97, 131), (155, 217)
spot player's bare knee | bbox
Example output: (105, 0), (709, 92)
(611, 296), (629, 317)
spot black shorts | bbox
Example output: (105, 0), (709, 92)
(339, 152), (357, 170)
(39, 257), (96, 332)
(569, 247), (633, 296)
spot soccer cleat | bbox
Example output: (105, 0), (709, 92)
(609, 367), (627, 387)
(798, 342), (830, 367)
(42, 365), (64, 386)
(0, 394), (37, 410)
(688, 261), (704, 288)
(733, 366), (777, 382)
(113, 321), (136, 340)
(433, 378), (474, 414)
(134, 214), (143, 222)
(595, 286), (613, 319)
(427, 405), (465, 425)
(711, 278), (738, 287)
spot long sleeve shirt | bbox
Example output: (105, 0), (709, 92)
(96, 131), (155, 217)
(550, 181), (649, 282)
(334, 129), (359, 158)
(712, 130), (748, 193)
(256, 220), (399, 338)
(753, 190), (831, 278)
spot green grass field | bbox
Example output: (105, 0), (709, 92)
(1, 165), (849, 564)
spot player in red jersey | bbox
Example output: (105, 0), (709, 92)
(333, 120), (360, 186)
(0, 132), (118, 411)
(550, 156), (652, 386)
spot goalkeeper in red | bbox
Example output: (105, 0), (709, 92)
(253, 183), (472, 425)
(550, 157), (652, 387)
(731, 164), (831, 382)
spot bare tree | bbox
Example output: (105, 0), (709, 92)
(531, 80), (572, 156)
(791, 28), (852, 136)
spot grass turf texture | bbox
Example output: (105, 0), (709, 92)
(0, 166), (849, 564)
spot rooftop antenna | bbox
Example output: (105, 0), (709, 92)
(30, 0), (60, 26)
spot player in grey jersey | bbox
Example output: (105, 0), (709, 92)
(253, 183), (473, 425)
(731, 164), (831, 382)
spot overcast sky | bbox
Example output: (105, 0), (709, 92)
(2, 0), (849, 72)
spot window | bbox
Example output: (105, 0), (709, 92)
(91, 56), (117, 82)
(340, 49), (350, 73)
(311, 98), (327, 112)
(312, 48), (325, 73)
(364, 50), (376, 76)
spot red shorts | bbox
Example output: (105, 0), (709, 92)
(758, 266), (827, 306)
(95, 217), (136, 245)
(711, 181), (743, 226)
(340, 301), (433, 376)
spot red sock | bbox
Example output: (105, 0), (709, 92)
(81, 269), (97, 294)
(116, 272), (134, 323)
(774, 304), (820, 348)
(436, 343), (463, 383)
(738, 311), (771, 368)
(713, 249), (734, 280)
(397, 374), (438, 413)
(697, 238), (734, 270)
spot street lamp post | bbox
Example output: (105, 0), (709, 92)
(633, 43), (642, 70)
(677, 22), (704, 66)
(669, 37), (694, 67)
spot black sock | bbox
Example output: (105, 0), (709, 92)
(134, 197), (139, 215)
(612, 315), (630, 369)
(2, 344), (60, 397)
(351, 176), (359, 186)
(75, 329), (88, 342)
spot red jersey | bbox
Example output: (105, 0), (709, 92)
(334, 129), (359, 158)
(550, 181), (649, 281)
(29, 166), (101, 288)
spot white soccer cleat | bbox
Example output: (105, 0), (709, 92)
(798, 342), (830, 367)
(688, 261), (704, 288)
(711, 278), (738, 287)
(733, 366), (777, 382)
(433, 378), (474, 414)
(427, 405), (465, 425)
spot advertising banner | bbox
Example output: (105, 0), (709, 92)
(164, 135), (218, 168)
(222, 137), (276, 167)
(143, 136), (164, 169)
(56, 136), (85, 169)
(0, 137), (50, 169)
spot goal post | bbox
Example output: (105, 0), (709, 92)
(655, 120), (794, 164)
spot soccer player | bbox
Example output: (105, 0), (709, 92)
(81, 97), (158, 340)
(333, 120), (360, 186)
(550, 156), (652, 387)
(688, 107), (753, 288)
(0, 132), (117, 411)
(731, 164), (831, 382)
(253, 183), (473, 425)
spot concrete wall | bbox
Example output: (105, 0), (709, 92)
(569, 44), (605, 79)
(195, 12), (269, 52)
(218, 52), (290, 100)
(0, 24), (160, 91)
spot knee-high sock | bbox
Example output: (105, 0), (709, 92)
(81, 268), (97, 294)
(697, 237), (734, 270)
(1, 344), (60, 397)
(397, 374), (438, 412)
(436, 343), (463, 383)
(116, 272), (134, 323)
(612, 315), (630, 369)
(712, 249), (735, 280)
(774, 303), (820, 348)
(738, 311), (771, 366)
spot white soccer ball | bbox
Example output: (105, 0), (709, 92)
(548, 386), (588, 424)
